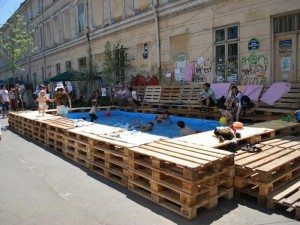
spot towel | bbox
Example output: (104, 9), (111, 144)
(243, 85), (263, 101)
(184, 63), (194, 82)
(260, 82), (291, 106)
(211, 83), (231, 100)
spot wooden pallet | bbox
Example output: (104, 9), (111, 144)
(258, 135), (300, 150)
(160, 85), (181, 104)
(267, 177), (300, 220)
(234, 144), (300, 200)
(128, 139), (234, 180)
(128, 178), (233, 219)
(144, 86), (162, 103)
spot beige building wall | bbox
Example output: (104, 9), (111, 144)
(1, 0), (300, 86)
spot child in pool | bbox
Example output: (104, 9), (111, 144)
(36, 90), (52, 116)
(177, 121), (201, 136)
(89, 99), (99, 122)
(129, 122), (154, 132)
(155, 111), (171, 123)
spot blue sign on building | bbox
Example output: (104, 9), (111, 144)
(248, 38), (260, 50)
(279, 40), (292, 49)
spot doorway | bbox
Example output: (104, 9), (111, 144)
(274, 34), (297, 82)
(273, 12), (300, 82)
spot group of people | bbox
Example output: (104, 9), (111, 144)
(0, 84), (23, 118)
(128, 111), (200, 136)
(35, 83), (72, 117)
(198, 83), (257, 125)
(113, 85), (141, 107)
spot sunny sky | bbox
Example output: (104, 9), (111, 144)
(0, 0), (25, 27)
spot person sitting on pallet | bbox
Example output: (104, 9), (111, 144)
(225, 86), (243, 110)
(128, 87), (140, 107)
(198, 83), (216, 111)
(236, 95), (258, 121)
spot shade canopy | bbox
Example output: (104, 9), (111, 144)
(48, 70), (85, 82)
(4, 78), (24, 85)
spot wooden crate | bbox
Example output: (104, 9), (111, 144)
(267, 177), (300, 220)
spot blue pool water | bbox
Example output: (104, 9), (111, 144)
(67, 110), (218, 138)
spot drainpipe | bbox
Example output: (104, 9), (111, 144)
(150, 1), (161, 75)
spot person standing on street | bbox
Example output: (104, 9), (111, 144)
(0, 85), (10, 118)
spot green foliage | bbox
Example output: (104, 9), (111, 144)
(0, 15), (36, 81)
(102, 41), (129, 85)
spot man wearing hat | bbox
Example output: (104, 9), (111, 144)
(54, 83), (72, 116)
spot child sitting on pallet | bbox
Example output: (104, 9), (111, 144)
(36, 90), (53, 117)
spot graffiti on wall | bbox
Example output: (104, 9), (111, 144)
(241, 53), (269, 85)
(192, 57), (212, 82)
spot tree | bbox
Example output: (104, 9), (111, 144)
(102, 41), (129, 85)
(0, 15), (36, 85)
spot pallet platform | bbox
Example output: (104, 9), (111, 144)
(234, 140), (300, 204)
(8, 110), (300, 220)
(127, 139), (234, 219)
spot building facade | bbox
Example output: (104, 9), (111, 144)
(0, 0), (300, 87)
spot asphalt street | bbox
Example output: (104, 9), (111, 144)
(0, 117), (298, 225)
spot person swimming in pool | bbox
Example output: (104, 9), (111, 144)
(176, 121), (202, 136)
(155, 111), (171, 123)
(129, 122), (154, 132)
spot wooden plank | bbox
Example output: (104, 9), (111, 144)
(148, 142), (220, 162)
(256, 151), (300, 173)
(162, 140), (233, 157)
(245, 149), (295, 169)
(271, 179), (300, 201)
(140, 145), (210, 165)
(281, 190), (300, 205)
(129, 147), (201, 168)
(235, 147), (284, 167)
(260, 136), (298, 145)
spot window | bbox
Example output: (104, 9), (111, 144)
(56, 63), (61, 75)
(41, 66), (44, 81)
(65, 61), (72, 70)
(38, 0), (43, 13)
(39, 26), (43, 50)
(273, 12), (300, 34)
(29, 5), (33, 20)
(214, 25), (239, 82)
(78, 3), (85, 33)
(78, 57), (86, 71)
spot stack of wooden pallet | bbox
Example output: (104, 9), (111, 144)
(234, 136), (300, 206)
(88, 135), (133, 187)
(126, 139), (235, 219)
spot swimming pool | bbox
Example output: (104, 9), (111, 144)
(67, 110), (218, 138)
